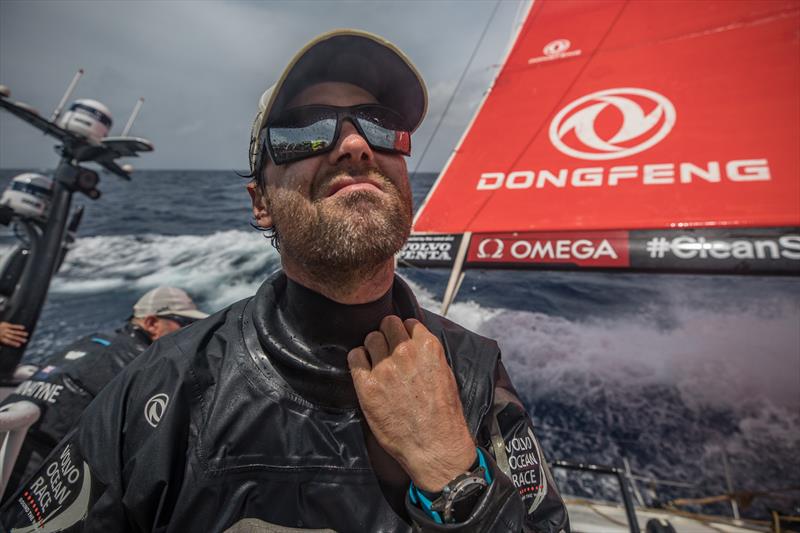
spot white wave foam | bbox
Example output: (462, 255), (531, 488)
(52, 230), (279, 311)
(406, 277), (800, 414)
(50, 238), (800, 413)
(408, 278), (800, 501)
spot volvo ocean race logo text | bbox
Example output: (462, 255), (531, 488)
(549, 88), (676, 160)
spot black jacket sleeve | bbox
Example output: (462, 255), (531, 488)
(406, 361), (570, 533)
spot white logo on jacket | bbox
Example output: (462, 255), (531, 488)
(144, 393), (169, 427)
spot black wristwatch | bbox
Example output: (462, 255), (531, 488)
(409, 447), (493, 524)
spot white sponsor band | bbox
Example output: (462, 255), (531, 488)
(477, 159), (770, 191)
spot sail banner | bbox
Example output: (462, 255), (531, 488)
(448, 227), (800, 274)
(413, 0), (800, 237)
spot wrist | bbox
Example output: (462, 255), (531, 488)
(408, 447), (494, 524)
(406, 439), (476, 492)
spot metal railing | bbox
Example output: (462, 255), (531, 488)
(553, 459), (641, 533)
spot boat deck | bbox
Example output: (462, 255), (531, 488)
(565, 497), (769, 533)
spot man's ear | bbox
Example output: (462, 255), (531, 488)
(141, 315), (160, 339)
(247, 180), (273, 229)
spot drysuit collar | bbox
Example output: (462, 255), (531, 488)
(250, 270), (421, 409)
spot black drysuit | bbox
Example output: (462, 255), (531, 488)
(0, 323), (151, 503)
(0, 273), (569, 532)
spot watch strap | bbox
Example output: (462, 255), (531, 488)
(408, 447), (493, 524)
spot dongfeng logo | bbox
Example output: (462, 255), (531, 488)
(144, 393), (169, 427)
(543, 39), (571, 56)
(549, 88), (676, 160)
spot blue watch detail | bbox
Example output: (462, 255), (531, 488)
(476, 446), (492, 484)
(409, 483), (444, 524)
(408, 447), (493, 524)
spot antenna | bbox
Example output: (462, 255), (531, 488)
(121, 97), (144, 137)
(50, 68), (84, 122)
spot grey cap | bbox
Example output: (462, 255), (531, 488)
(248, 29), (428, 174)
(132, 287), (208, 320)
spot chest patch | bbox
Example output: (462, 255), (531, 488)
(144, 393), (169, 428)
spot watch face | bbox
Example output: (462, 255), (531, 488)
(449, 485), (486, 522)
(446, 475), (489, 522)
(505, 426), (547, 513)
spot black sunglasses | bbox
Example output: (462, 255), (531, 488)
(158, 314), (196, 328)
(265, 104), (412, 165)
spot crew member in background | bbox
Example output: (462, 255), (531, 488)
(0, 30), (568, 531)
(0, 286), (207, 502)
(0, 321), (27, 348)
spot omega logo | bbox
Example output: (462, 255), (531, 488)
(477, 238), (504, 259)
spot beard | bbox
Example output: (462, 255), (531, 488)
(266, 164), (412, 285)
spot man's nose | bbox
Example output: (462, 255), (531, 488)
(329, 119), (374, 164)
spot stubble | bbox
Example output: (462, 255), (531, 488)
(266, 164), (412, 287)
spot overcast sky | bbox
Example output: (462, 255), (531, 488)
(0, 0), (528, 171)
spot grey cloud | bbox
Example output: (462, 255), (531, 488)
(1, 0), (527, 171)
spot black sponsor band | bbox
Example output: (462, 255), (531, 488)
(400, 228), (799, 275)
(397, 234), (462, 268)
(630, 227), (800, 274)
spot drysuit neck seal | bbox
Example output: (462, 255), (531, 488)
(251, 271), (420, 409)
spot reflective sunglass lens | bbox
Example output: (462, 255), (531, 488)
(268, 118), (337, 164)
(356, 118), (411, 155)
(266, 105), (411, 164)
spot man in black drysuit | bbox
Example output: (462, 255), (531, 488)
(0, 286), (206, 503)
(0, 30), (569, 532)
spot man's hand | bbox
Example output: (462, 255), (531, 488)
(0, 322), (28, 348)
(348, 315), (476, 492)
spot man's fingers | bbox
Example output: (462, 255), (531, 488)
(7, 333), (27, 342)
(403, 318), (430, 338)
(7, 324), (27, 333)
(364, 331), (390, 367)
(380, 315), (410, 350)
(347, 347), (372, 379)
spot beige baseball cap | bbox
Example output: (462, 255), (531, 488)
(132, 287), (208, 321)
(248, 29), (428, 175)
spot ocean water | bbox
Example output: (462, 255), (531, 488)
(1, 168), (798, 519)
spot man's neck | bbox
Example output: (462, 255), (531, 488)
(281, 258), (396, 304)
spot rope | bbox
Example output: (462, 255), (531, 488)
(409, 0), (504, 181)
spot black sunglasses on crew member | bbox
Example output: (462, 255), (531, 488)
(157, 314), (197, 327)
(266, 104), (412, 165)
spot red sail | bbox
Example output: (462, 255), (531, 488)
(413, 0), (800, 235)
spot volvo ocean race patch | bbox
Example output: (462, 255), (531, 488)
(505, 426), (548, 513)
(10, 444), (93, 532)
